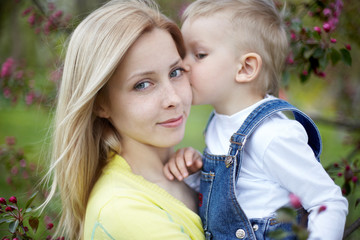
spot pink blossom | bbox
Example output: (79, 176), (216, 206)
(22, 7), (33, 16)
(3, 88), (11, 98)
(352, 176), (358, 183)
(323, 23), (331, 32)
(330, 38), (337, 43)
(6, 177), (12, 185)
(6, 136), (16, 146)
(337, 172), (343, 177)
(289, 193), (302, 208)
(323, 8), (332, 16)
(9, 196), (17, 204)
(1, 58), (14, 78)
(318, 205), (327, 213)
(15, 70), (23, 79)
(28, 13), (36, 26)
(345, 44), (351, 51)
(19, 159), (26, 167)
(11, 166), (18, 175)
(302, 70), (308, 76)
(5, 206), (14, 212)
(46, 223), (54, 230)
(314, 26), (321, 34)
(26, 92), (35, 105)
(50, 68), (63, 82)
(53, 10), (63, 19)
(0, 197), (6, 204)
(22, 171), (29, 179)
(317, 71), (326, 78)
(29, 163), (36, 171)
(287, 56), (294, 65)
(290, 32), (296, 40)
(48, 2), (55, 11)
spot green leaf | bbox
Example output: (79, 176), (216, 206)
(319, 55), (328, 70)
(276, 207), (297, 223)
(313, 48), (324, 58)
(303, 48), (315, 59)
(25, 207), (33, 213)
(340, 48), (352, 66)
(282, 70), (290, 86)
(0, 218), (9, 225)
(9, 219), (19, 234)
(330, 48), (341, 65)
(267, 229), (290, 240)
(300, 72), (309, 83)
(29, 216), (39, 233)
(25, 191), (38, 210)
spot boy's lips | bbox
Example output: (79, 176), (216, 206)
(158, 116), (184, 128)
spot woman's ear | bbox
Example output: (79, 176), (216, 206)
(94, 95), (110, 119)
(235, 53), (262, 83)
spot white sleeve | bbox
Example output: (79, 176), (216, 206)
(262, 120), (348, 240)
(184, 171), (201, 192)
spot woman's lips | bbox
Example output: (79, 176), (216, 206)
(158, 116), (184, 128)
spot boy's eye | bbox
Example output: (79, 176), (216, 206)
(196, 53), (207, 59)
(134, 81), (151, 90)
(169, 68), (185, 78)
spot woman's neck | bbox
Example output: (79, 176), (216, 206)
(120, 138), (174, 183)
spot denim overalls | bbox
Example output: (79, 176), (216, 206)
(199, 99), (322, 240)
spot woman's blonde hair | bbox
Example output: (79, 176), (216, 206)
(42, 0), (185, 239)
(182, 0), (288, 96)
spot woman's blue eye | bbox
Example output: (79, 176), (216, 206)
(169, 68), (184, 78)
(134, 81), (151, 90)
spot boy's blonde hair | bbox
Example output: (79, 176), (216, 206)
(182, 0), (288, 96)
(41, 0), (185, 239)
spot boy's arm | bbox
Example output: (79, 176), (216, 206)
(163, 147), (203, 181)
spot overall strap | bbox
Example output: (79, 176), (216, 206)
(229, 99), (322, 161)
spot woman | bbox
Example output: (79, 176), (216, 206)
(42, 0), (204, 239)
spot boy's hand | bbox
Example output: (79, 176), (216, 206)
(163, 147), (203, 181)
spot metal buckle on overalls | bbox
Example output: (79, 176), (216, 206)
(225, 149), (239, 168)
(229, 137), (246, 151)
(225, 155), (233, 168)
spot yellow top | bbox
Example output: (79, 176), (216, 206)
(83, 154), (204, 240)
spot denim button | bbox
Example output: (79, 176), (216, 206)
(252, 224), (259, 231)
(235, 229), (246, 238)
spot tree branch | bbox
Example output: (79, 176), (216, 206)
(310, 114), (360, 130)
(31, 0), (46, 16)
(344, 217), (360, 239)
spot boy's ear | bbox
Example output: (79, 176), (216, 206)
(235, 53), (262, 83)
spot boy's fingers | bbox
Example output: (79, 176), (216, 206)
(184, 148), (194, 167)
(175, 153), (189, 178)
(163, 164), (174, 181)
(168, 157), (185, 181)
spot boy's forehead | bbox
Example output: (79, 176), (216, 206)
(182, 13), (233, 38)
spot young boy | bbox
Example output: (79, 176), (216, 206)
(164, 0), (348, 239)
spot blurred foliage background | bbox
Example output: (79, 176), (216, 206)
(0, 0), (359, 239)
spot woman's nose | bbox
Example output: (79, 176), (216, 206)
(183, 54), (192, 68)
(162, 82), (182, 109)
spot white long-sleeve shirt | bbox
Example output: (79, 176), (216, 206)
(186, 96), (348, 240)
